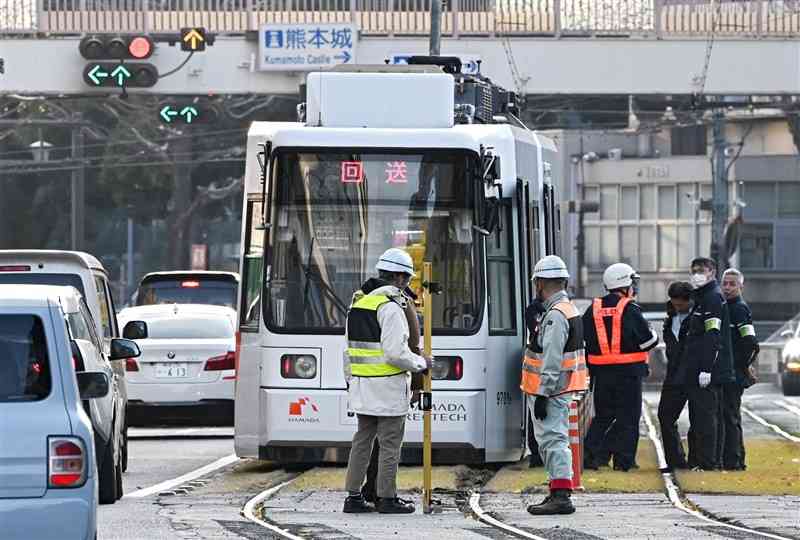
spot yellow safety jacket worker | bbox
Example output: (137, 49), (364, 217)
(521, 300), (588, 397)
(346, 294), (406, 378)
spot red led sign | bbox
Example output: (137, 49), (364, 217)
(385, 161), (408, 184)
(341, 161), (364, 183)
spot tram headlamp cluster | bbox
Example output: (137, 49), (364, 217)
(281, 354), (317, 379)
(430, 356), (463, 381)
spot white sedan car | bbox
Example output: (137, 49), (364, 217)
(117, 304), (236, 424)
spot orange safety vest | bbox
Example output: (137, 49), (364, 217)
(587, 297), (649, 366)
(520, 301), (588, 397)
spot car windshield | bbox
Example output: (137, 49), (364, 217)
(265, 149), (481, 334)
(147, 317), (234, 339)
(136, 280), (237, 309)
(0, 273), (85, 296)
(0, 315), (51, 402)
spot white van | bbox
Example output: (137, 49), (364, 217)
(0, 250), (130, 470)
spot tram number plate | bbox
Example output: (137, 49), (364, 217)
(155, 363), (189, 378)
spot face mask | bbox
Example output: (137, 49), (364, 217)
(690, 273), (709, 289)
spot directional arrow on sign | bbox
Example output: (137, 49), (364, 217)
(183, 29), (205, 51)
(88, 65), (109, 85)
(334, 51), (352, 64)
(160, 105), (179, 123)
(111, 65), (131, 86)
(180, 106), (199, 123)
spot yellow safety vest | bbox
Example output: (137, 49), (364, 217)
(346, 294), (405, 378)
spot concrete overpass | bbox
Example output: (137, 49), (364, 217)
(1, 0), (799, 96)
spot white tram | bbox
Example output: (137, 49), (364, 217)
(234, 60), (563, 463)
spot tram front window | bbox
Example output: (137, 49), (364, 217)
(265, 150), (482, 334)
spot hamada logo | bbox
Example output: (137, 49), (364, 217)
(288, 397), (320, 423)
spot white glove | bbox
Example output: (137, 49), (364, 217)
(698, 372), (712, 388)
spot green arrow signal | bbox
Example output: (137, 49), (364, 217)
(88, 65), (109, 86)
(160, 106), (179, 123)
(180, 106), (199, 124)
(111, 65), (131, 86)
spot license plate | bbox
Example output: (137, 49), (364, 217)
(154, 363), (189, 378)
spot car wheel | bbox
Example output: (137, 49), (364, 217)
(782, 372), (800, 396)
(121, 421), (129, 473)
(98, 437), (119, 505)
(115, 450), (124, 500)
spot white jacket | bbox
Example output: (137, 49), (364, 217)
(343, 285), (427, 416)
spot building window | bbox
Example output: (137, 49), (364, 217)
(621, 186), (638, 220)
(777, 182), (800, 219)
(743, 183), (776, 220)
(658, 185), (677, 219)
(740, 223), (773, 269)
(671, 125), (707, 156)
(487, 204), (515, 334)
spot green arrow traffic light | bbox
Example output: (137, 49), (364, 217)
(180, 106), (199, 123)
(160, 106), (179, 123)
(111, 65), (131, 86)
(159, 104), (203, 124)
(87, 65), (109, 85)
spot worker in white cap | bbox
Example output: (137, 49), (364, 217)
(520, 255), (587, 515)
(582, 262), (658, 471)
(342, 248), (430, 514)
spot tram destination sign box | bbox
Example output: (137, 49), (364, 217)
(258, 23), (357, 71)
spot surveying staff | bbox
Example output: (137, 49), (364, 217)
(684, 257), (735, 471)
(657, 281), (694, 470)
(342, 248), (430, 514)
(583, 263), (659, 472)
(719, 268), (758, 470)
(520, 255), (587, 515)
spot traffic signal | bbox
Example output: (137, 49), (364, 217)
(158, 103), (217, 125)
(79, 34), (158, 88)
(181, 28), (206, 52)
(79, 35), (154, 60)
(83, 63), (158, 88)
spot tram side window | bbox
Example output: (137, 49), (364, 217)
(487, 203), (516, 334)
(241, 199), (265, 330)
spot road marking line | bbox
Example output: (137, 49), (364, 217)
(741, 406), (800, 443)
(642, 404), (793, 540)
(468, 493), (549, 540)
(242, 479), (305, 540)
(124, 453), (239, 499)
(774, 399), (800, 417)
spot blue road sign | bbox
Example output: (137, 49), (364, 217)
(258, 23), (357, 71)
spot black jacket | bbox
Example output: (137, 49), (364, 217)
(663, 310), (690, 386)
(727, 295), (759, 386)
(682, 280), (735, 385)
(582, 294), (658, 378)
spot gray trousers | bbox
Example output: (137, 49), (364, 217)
(529, 394), (573, 485)
(345, 414), (406, 498)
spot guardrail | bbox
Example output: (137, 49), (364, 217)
(1, 0), (800, 37)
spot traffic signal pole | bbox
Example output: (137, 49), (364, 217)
(429, 0), (442, 55)
(70, 114), (85, 251)
(711, 110), (728, 275)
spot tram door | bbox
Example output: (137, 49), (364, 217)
(516, 178), (534, 456)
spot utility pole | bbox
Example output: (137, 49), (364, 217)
(71, 114), (85, 252)
(710, 110), (728, 276)
(429, 0), (442, 55)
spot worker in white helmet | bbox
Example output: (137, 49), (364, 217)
(582, 262), (659, 471)
(342, 248), (431, 515)
(520, 255), (587, 515)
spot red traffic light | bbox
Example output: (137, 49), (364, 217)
(128, 36), (153, 59)
(79, 35), (154, 60)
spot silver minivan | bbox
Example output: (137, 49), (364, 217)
(0, 285), (110, 540)
(0, 250), (130, 470)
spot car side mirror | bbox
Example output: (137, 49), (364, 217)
(109, 338), (141, 361)
(77, 371), (109, 399)
(123, 320), (148, 340)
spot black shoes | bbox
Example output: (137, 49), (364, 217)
(376, 497), (415, 514)
(361, 488), (377, 504)
(527, 489), (575, 515)
(343, 494), (374, 513)
(613, 462), (640, 472)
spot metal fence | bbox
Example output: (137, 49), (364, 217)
(2, 0), (800, 36)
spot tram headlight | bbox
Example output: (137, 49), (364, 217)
(281, 354), (317, 379)
(430, 356), (463, 381)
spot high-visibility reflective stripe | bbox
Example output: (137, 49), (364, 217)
(347, 340), (381, 350)
(705, 317), (722, 332)
(348, 351), (388, 361)
(350, 363), (405, 377)
(588, 351), (649, 365)
(739, 324), (756, 337)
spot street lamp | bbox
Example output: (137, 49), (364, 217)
(29, 140), (53, 162)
